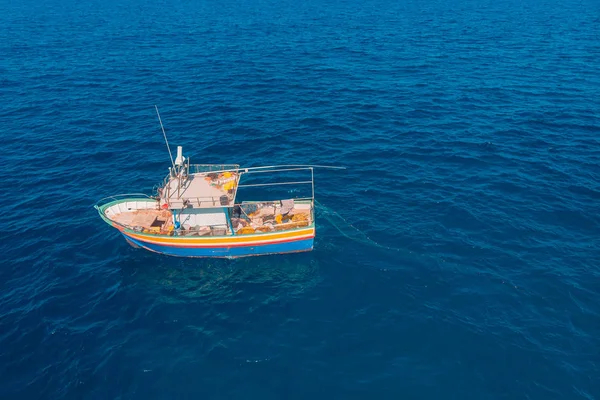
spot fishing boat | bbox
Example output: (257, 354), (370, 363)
(94, 109), (343, 258)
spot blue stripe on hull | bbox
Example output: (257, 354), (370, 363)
(123, 234), (314, 258)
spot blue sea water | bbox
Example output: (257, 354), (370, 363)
(1, 0), (599, 398)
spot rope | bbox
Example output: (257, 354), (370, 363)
(315, 200), (402, 252)
(314, 200), (444, 266)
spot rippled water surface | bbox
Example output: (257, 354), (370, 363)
(1, 0), (599, 398)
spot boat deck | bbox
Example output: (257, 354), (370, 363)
(160, 172), (239, 209)
(108, 200), (313, 236)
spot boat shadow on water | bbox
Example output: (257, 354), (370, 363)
(116, 250), (324, 304)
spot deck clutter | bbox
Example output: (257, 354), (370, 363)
(231, 201), (312, 234)
(111, 209), (174, 234)
(108, 199), (312, 237)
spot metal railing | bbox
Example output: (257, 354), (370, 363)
(188, 164), (240, 174)
(170, 196), (235, 208)
(173, 223), (230, 237)
(237, 167), (316, 201)
(153, 165), (341, 207)
(93, 193), (158, 210)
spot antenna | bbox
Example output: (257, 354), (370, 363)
(155, 105), (175, 168)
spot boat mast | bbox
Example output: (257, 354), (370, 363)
(155, 105), (176, 170)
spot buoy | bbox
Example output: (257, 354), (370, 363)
(161, 203), (169, 209)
